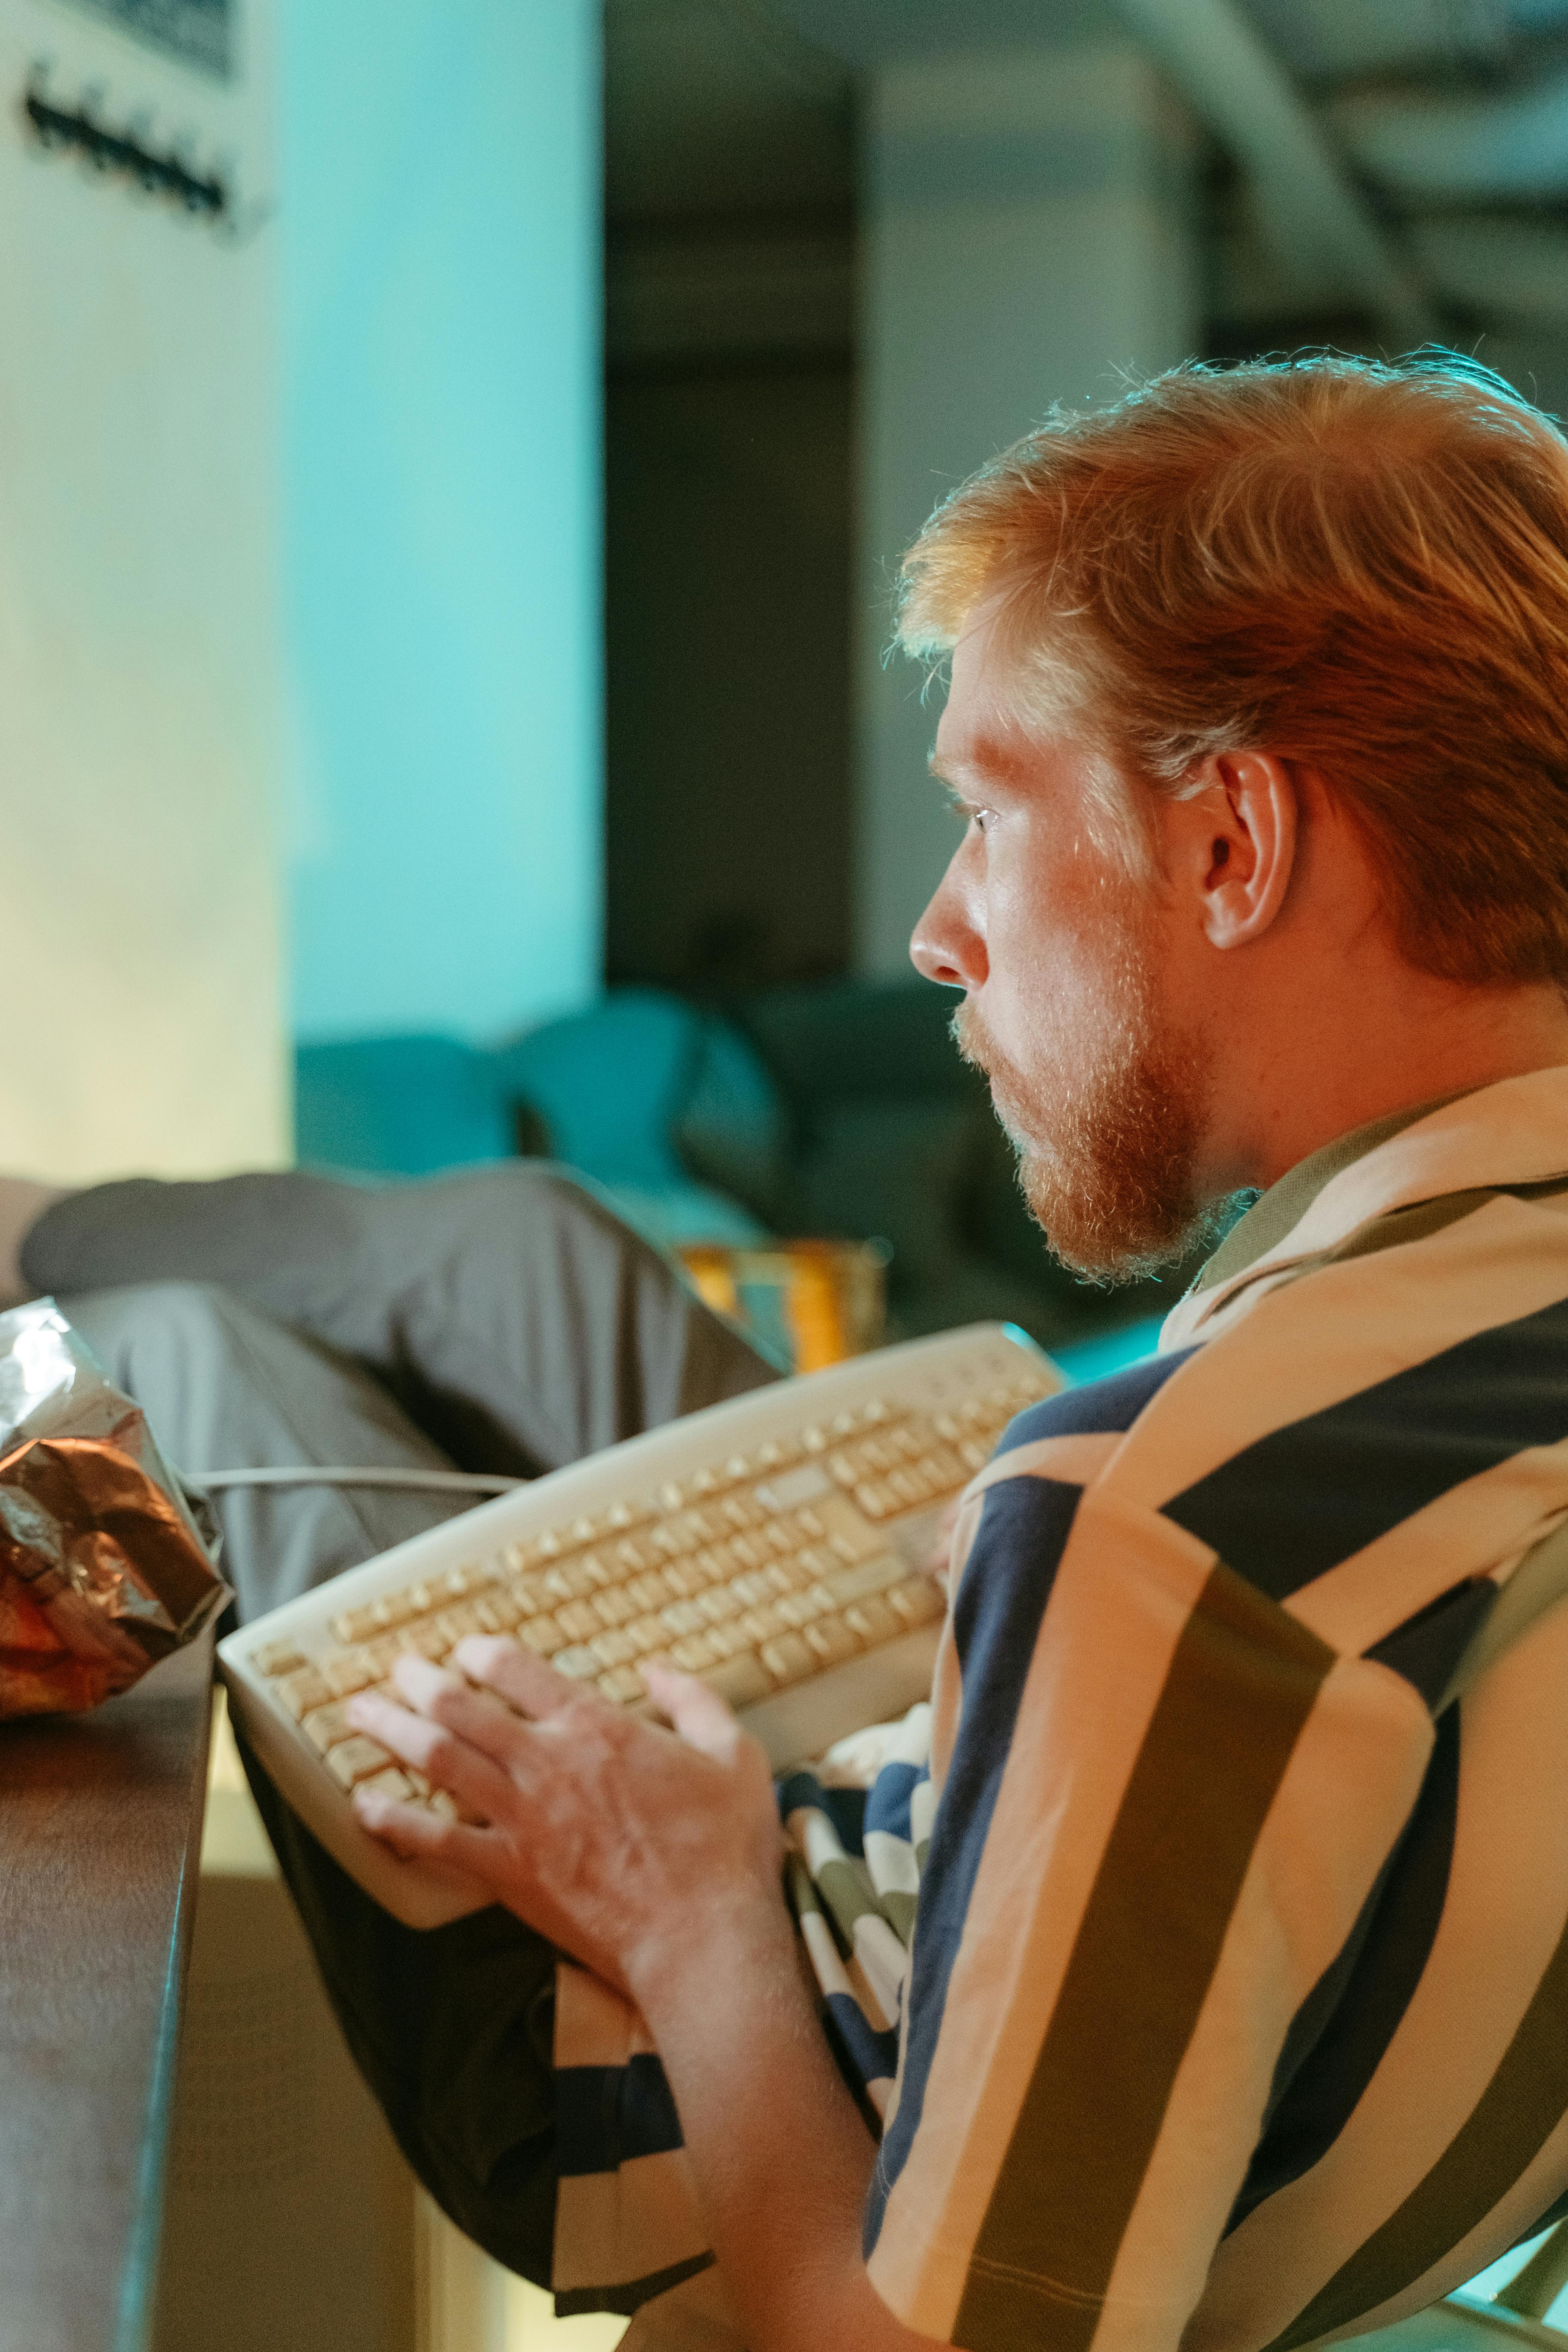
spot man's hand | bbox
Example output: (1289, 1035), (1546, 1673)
(345, 1641), (789, 2000)
(348, 1636), (945, 2352)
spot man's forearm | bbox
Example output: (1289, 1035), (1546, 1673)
(631, 1901), (946, 2352)
(349, 1647), (947, 2345)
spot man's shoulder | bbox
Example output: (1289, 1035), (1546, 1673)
(996, 1345), (1197, 1453)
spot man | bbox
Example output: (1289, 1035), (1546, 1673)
(337, 350), (1568, 2351)
(12, 348), (1568, 2351)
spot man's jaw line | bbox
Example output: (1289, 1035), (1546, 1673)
(951, 992), (1227, 1288)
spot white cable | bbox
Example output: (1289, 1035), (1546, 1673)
(187, 1465), (527, 1497)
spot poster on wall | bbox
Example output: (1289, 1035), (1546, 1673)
(52, 0), (230, 78)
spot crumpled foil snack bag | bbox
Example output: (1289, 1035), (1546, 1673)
(0, 1298), (229, 1717)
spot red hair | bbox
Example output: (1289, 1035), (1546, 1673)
(897, 353), (1568, 985)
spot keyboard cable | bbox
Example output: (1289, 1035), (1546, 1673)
(185, 1466), (528, 1496)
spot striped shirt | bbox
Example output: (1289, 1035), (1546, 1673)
(552, 1069), (1568, 2352)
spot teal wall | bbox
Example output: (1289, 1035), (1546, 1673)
(280, 0), (602, 1044)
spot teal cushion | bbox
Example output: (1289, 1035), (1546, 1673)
(295, 1035), (512, 1174)
(497, 991), (786, 1196)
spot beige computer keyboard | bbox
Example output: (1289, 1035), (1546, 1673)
(218, 1323), (1059, 1927)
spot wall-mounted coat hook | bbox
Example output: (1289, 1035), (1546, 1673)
(21, 65), (228, 225)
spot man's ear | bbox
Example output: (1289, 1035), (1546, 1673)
(1175, 751), (1299, 950)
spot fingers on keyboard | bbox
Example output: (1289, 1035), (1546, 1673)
(252, 1368), (1053, 1815)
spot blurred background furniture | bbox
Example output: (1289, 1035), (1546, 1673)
(296, 982), (1201, 1379)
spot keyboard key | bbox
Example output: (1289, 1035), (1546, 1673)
(329, 1604), (383, 1646)
(556, 1599), (602, 1642)
(396, 1622), (449, 1662)
(759, 1634), (814, 1686)
(888, 1574), (945, 1627)
(591, 1586), (640, 1629)
(821, 1553), (906, 1609)
(753, 1434), (803, 1470)
(618, 1569), (663, 1613)
(322, 1647), (381, 1698)
(358, 1766), (414, 1804)
(543, 1559), (600, 1603)
(611, 1533), (663, 1571)
(729, 1571), (775, 1611)
(701, 1654), (772, 1708)
(597, 1664), (646, 1704)
(327, 1736), (395, 1790)
(518, 1616), (566, 1657)
(623, 1613), (669, 1655)
(670, 1631), (723, 1672)
(443, 1564), (494, 1600)
(803, 1613), (859, 1666)
(659, 1599), (708, 1639)
(843, 1595), (900, 1646)
(704, 1619), (755, 1660)
(434, 1604), (484, 1648)
(808, 1497), (884, 1561)
(589, 1629), (639, 1669)
(300, 1700), (358, 1754)
(474, 1590), (524, 1633)
(252, 1639), (308, 1679)
(736, 1602), (790, 1646)
(554, 1646), (600, 1680)
(775, 1587), (829, 1629)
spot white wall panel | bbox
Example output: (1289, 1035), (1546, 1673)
(0, 0), (285, 1179)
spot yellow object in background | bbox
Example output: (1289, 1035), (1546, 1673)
(679, 1239), (888, 1370)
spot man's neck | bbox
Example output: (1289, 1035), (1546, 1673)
(1207, 977), (1568, 1197)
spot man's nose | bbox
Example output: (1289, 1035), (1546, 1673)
(910, 865), (987, 990)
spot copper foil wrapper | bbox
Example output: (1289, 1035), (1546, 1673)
(0, 1298), (228, 1717)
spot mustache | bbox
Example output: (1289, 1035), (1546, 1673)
(952, 997), (1019, 1094)
(950, 997), (992, 1074)
(950, 1000), (1034, 1149)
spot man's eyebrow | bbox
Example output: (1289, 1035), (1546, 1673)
(929, 750), (999, 797)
